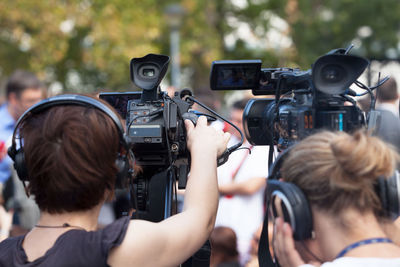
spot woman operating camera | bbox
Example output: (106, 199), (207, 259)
(0, 95), (230, 267)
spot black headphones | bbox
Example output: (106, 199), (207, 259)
(7, 94), (132, 189)
(266, 147), (400, 241)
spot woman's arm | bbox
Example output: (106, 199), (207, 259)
(108, 116), (230, 267)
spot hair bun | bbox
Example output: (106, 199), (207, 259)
(281, 130), (400, 214)
(330, 130), (398, 187)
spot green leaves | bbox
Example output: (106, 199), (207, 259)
(0, 0), (399, 94)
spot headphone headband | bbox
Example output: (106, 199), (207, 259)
(10, 94), (127, 154)
(8, 94), (131, 187)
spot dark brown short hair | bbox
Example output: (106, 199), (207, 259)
(376, 78), (398, 102)
(21, 100), (122, 214)
(6, 69), (43, 98)
(210, 226), (239, 261)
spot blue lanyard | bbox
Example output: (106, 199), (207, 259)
(336, 237), (393, 258)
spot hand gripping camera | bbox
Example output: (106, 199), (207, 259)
(101, 54), (240, 222)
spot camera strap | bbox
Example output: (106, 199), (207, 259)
(258, 198), (277, 267)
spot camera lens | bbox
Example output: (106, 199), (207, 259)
(142, 68), (155, 77)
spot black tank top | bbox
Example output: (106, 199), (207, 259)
(0, 216), (130, 267)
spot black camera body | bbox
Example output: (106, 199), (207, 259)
(100, 54), (195, 222)
(210, 48), (369, 150)
(126, 54), (191, 169)
(126, 92), (190, 169)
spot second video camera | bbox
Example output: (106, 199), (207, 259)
(210, 47), (369, 150)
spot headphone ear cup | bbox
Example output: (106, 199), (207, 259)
(377, 172), (400, 220)
(115, 154), (130, 189)
(267, 180), (313, 240)
(12, 148), (29, 182)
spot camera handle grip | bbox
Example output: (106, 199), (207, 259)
(182, 112), (217, 125)
(182, 112), (199, 125)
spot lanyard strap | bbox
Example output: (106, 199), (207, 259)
(336, 237), (393, 258)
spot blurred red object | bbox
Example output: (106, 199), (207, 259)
(222, 121), (230, 132)
(0, 141), (5, 161)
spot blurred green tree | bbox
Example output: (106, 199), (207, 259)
(0, 0), (399, 95)
(224, 0), (400, 69)
(0, 0), (223, 94)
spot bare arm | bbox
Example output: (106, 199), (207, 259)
(218, 177), (266, 196)
(108, 116), (230, 267)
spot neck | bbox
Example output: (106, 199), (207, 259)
(37, 204), (102, 232)
(313, 209), (397, 260)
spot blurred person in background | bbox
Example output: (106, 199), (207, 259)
(0, 70), (44, 238)
(376, 78), (399, 118)
(215, 98), (269, 265)
(210, 226), (241, 267)
(374, 78), (400, 152)
(0, 70), (44, 186)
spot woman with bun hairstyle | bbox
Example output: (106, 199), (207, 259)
(272, 130), (400, 267)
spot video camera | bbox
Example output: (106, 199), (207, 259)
(99, 54), (197, 222)
(100, 54), (238, 223)
(210, 46), (370, 151)
(101, 54), (243, 267)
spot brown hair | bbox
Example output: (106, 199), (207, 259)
(210, 226), (239, 265)
(6, 69), (43, 98)
(376, 78), (398, 102)
(281, 130), (399, 216)
(21, 101), (122, 213)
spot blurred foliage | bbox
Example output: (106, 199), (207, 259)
(0, 0), (222, 93)
(227, 0), (400, 69)
(0, 0), (399, 95)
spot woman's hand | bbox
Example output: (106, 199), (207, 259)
(273, 217), (308, 267)
(185, 116), (230, 158)
(109, 117), (231, 267)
